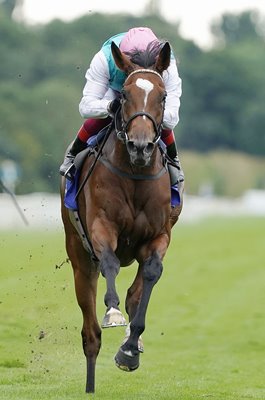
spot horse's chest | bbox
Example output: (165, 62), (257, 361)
(113, 182), (170, 246)
(124, 207), (166, 242)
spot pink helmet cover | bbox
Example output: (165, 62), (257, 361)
(120, 27), (158, 53)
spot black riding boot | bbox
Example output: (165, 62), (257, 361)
(59, 136), (87, 180)
(166, 142), (184, 186)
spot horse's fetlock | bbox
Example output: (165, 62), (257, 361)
(130, 322), (145, 336)
(122, 344), (139, 356)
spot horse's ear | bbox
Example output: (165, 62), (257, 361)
(155, 42), (171, 74)
(111, 41), (135, 75)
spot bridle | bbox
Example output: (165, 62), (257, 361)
(76, 69), (168, 196)
(115, 69), (167, 145)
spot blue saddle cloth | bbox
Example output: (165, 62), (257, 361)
(64, 136), (181, 210)
(64, 132), (106, 210)
(64, 170), (80, 210)
(171, 185), (181, 207)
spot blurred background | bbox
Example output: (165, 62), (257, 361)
(0, 0), (265, 226)
(1, 4), (265, 398)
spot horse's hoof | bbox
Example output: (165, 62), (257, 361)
(114, 348), (140, 372)
(101, 307), (127, 328)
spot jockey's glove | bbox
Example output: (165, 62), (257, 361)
(107, 98), (120, 118)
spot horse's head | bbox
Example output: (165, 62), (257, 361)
(111, 41), (171, 167)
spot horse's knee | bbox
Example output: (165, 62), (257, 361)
(143, 252), (163, 284)
(100, 249), (120, 278)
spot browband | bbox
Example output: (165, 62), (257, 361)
(126, 69), (163, 83)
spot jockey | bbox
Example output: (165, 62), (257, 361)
(59, 27), (183, 186)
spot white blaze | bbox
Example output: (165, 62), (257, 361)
(135, 78), (154, 110)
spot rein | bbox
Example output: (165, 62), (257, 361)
(75, 68), (167, 198)
(74, 120), (114, 201)
(120, 111), (162, 144)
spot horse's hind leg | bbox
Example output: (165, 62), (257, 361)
(66, 229), (101, 392)
(61, 185), (101, 392)
(73, 265), (101, 393)
(115, 251), (163, 371)
(124, 265), (144, 352)
(125, 265), (143, 321)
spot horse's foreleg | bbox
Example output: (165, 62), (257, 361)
(100, 248), (127, 328)
(115, 251), (163, 371)
(73, 267), (101, 393)
(100, 248), (120, 309)
(91, 219), (127, 328)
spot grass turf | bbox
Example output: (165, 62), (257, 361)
(0, 217), (265, 399)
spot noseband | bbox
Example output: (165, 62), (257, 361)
(115, 69), (166, 144)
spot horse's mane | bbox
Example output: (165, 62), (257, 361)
(124, 40), (166, 69)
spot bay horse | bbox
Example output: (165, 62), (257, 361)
(60, 41), (183, 393)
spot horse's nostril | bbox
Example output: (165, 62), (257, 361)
(127, 140), (137, 153)
(144, 142), (155, 154)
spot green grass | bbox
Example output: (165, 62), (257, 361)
(0, 217), (265, 399)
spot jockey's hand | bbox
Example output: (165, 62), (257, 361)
(107, 98), (120, 118)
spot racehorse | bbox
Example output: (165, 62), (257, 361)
(60, 41), (183, 393)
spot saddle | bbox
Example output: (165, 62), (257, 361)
(64, 126), (110, 210)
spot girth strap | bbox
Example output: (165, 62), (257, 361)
(69, 210), (99, 261)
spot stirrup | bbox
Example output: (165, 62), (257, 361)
(64, 164), (76, 181)
(59, 151), (76, 179)
(168, 164), (181, 186)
